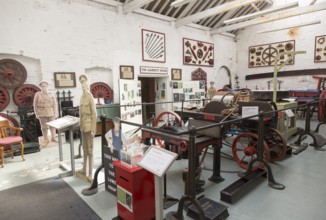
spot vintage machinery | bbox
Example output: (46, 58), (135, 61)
(232, 101), (287, 169)
(289, 76), (326, 121)
(175, 100), (287, 170)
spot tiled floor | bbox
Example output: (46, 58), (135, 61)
(1, 117), (326, 220)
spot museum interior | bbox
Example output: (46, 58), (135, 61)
(1, 0), (326, 219)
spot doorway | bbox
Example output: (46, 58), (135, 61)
(138, 77), (155, 123)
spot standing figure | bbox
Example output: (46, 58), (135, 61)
(207, 81), (217, 100)
(78, 74), (97, 182)
(33, 81), (58, 147)
(105, 117), (139, 159)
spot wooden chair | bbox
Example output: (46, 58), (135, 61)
(0, 119), (25, 167)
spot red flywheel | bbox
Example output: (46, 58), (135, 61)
(0, 86), (10, 111)
(90, 82), (113, 103)
(0, 59), (27, 89)
(13, 84), (40, 108)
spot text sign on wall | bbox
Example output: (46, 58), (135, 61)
(140, 66), (168, 74)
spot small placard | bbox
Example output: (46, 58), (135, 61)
(117, 185), (133, 212)
(242, 106), (259, 118)
(137, 146), (177, 177)
(285, 109), (295, 118)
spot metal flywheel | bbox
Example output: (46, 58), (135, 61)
(90, 82), (113, 103)
(13, 84), (40, 108)
(0, 59), (27, 89)
(0, 86), (10, 111)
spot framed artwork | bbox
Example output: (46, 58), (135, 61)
(120, 65), (134, 80)
(314, 35), (326, 63)
(171, 68), (182, 80)
(248, 40), (295, 68)
(54, 72), (76, 88)
(183, 38), (214, 67)
(142, 29), (166, 63)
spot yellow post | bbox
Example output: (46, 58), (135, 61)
(273, 50), (306, 103)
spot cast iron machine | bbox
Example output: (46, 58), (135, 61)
(140, 113), (230, 220)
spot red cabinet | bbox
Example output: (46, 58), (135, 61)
(113, 161), (155, 220)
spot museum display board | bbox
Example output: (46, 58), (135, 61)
(172, 81), (205, 110)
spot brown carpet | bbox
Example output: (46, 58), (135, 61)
(0, 177), (101, 220)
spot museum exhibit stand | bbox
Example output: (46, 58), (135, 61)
(46, 115), (79, 177)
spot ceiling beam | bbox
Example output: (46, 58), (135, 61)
(257, 20), (321, 34)
(175, 0), (261, 27)
(224, 1), (298, 25)
(211, 1), (326, 34)
(250, 3), (260, 11)
(88, 0), (123, 7)
(123, 0), (154, 14)
(134, 8), (176, 21)
(171, 0), (195, 8)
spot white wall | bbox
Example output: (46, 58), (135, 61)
(236, 0), (326, 90)
(0, 0), (236, 114)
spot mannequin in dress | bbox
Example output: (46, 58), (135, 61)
(78, 74), (97, 182)
(33, 81), (58, 146)
(105, 117), (139, 159)
(207, 81), (217, 100)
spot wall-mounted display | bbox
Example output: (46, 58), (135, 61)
(171, 68), (182, 80)
(191, 68), (207, 93)
(248, 40), (295, 68)
(183, 38), (214, 67)
(172, 81), (205, 111)
(120, 65), (134, 80)
(142, 29), (166, 63)
(119, 79), (142, 134)
(315, 35), (326, 63)
(54, 72), (76, 88)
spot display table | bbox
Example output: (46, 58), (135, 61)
(47, 116), (79, 177)
(113, 161), (155, 220)
(276, 101), (298, 137)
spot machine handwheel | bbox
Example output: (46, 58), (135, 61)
(90, 82), (113, 103)
(0, 86), (10, 111)
(232, 132), (270, 170)
(154, 111), (183, 147)
(13, 84), (40, 108)
(264, 128), (287, 161)
(0, 59), (27, 89)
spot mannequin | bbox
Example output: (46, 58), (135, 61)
(78, 74), (97, 182)
(105, 117), (139, 159)
(207, 81), (217, 99)
(33, 81), (58, 146)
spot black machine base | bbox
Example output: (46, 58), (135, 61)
(290, 143), (308, 155)
(164, 195), (179, 209)
(309, 134), (326, 150)
(220, 169), (267, 204)
(187, 195), (229, 220)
